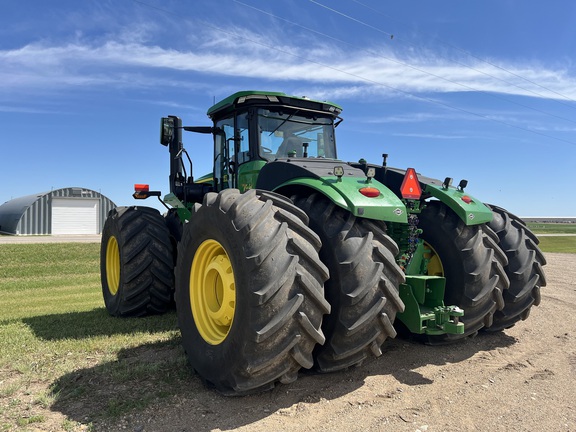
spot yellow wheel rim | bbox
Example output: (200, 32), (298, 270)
(190, 239), (236, 345)
(106, 235), (120, 295)
(423, 241), (444, 277)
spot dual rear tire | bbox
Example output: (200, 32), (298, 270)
(100, 206), (174, 317)
(176, 189), (408, 392)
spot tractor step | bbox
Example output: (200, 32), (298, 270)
(397, 275), (464, 336)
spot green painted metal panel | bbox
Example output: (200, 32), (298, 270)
(163, 193), (192, 222)
(275, 176), (408, 223)
(425, 184), (493, 225)
(238, 160), (267, 193)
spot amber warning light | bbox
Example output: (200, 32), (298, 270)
(400, 168), (422, 200)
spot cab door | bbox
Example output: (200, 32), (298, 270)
(213, 113), (250, 191)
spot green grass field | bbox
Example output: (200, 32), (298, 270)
(0, 228), (573, 430)
(0, 243), (188, 431)
(526, 222), (576, 234)
(536, 236), (576, 254)
(526, 223), (576, 254)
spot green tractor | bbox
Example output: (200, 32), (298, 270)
(100, 91), (546, 394)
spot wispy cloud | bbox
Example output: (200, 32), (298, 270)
(1, 26), (576, 104)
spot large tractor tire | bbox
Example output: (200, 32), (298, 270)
(100, 206), (174, 317)
(418, 201), (509, 342)
(175, 189), (330, 395)
(484, 204), (546, 331)
(292, 193), (405, 372)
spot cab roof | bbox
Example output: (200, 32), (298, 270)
(207, 90), (342, 119)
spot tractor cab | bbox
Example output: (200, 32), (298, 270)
(158, 91), (342, 203)
(205, 91), (341, 192)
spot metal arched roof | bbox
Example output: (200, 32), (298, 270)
(0, 187), (116, 235)
(0, 192), (50, 234)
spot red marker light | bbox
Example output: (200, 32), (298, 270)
(359, 187), (380, 198)
(134, 184), (149, 192)
(461, 195), (473, 204)
(400, 168), (422, 200)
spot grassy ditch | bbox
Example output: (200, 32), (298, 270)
(0, 243), (189, 431)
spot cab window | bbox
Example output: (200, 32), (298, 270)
(214, 113), (249, 190)
(257, 109), (336, 160)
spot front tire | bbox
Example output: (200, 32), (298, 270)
(418, 201), (509, 342)
(292, 193), (405, 372)
(484, 205), (546, 331)
(175, 189), (330, 395)
(100, 206), (174, 317)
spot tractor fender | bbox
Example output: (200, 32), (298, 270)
(423, 183), (493, 226)
(256, 159), (408, 223)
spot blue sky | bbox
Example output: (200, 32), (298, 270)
(1, 0), (575, 216)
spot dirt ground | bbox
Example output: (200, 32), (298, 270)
(86, 252), (574, 432)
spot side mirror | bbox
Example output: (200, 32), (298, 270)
(160, 117), (174, 146)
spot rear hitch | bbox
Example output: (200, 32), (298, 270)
(397, 275), (464, 336)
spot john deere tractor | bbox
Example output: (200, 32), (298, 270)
(101, 91), (546, 394)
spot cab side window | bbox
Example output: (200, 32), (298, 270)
(214, 113), (249, 190)
(236, 113), (249, 164)
(214, 116), (233, 190)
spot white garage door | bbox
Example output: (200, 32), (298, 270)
(52, 198), (99, 235)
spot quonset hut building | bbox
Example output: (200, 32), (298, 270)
(0, 187), (116, 235)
